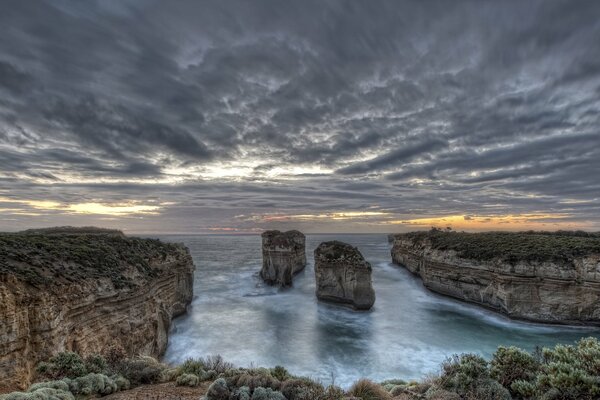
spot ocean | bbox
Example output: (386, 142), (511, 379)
(158, 234), (599, 388)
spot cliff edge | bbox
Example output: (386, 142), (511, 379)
(0, 227), (194, 390)
(390, 230), (600, 325)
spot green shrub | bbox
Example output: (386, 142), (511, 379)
(27, 381), (70, 393)
(179, 358), (206, 376)
(280, 378), (326, 400)
(206, 378), (230, 400)
(202, 370), (218, 381)
(114, 357), (165, 386)
(0, 388), (74, 400)
(491, 346), (539, 389)
(227, 370), (280, 391)
(230, 386), (251, 400)
(269, 366), (290, 382)
(83, 354), (107, 374)
(511, 379), (536, 397)
(438, 353), (489, 395)
(251, 387), (286, 400)
(424, 387), (461, 400)
(36, 352), (86, 379)
(176, 373), (200, 387)
(112, 375), (130, 391)
(68, 373), (117, 396)
(348, 379), (391, 400)
(471, 378), (511, 400)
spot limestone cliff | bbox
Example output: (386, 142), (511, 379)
(260, 230), (306, 287)
(0, 227), (194, 390)
(314, 241), (375, 310)
(391, 230), (600, 325)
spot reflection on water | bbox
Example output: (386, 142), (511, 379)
(159, 234), (600, 387)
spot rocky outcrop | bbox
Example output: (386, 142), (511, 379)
(314, 241), (375, 310)
(0, 227), (194, 390)
(260, 230), (306, 287)
(391, 231), (600, 325)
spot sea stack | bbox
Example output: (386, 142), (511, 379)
(314, 241), (375, 310)
(260, 230), (307, 287)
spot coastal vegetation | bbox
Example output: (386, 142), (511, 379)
(0, 227), (186, 288)
(392, 229), (600, 263)
(2, 337), (600, 399)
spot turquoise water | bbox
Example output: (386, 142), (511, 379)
(158, 234), (599, 387)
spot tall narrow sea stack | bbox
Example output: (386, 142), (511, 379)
(314, 241), (375, 310)
(260, 230), (307, 287)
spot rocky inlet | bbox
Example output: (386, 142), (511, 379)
(260, 230), (307, 287)
(314, 241), (375, 310)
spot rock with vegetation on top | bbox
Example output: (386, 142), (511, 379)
(0, 226), (195, 391)
(314, 241), (375, 310)
(390, 229), (600, 324)
(260, 230), (306, 287)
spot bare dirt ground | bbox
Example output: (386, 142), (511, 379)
(103, 381), (210, 400)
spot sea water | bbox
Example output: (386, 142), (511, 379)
(158, 234), (599, 388)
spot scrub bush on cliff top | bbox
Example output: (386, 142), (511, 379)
(176, 373), (200, 387)
(510, 337), (600, 400)
(0, 388), (74, 400)
(348, 379), (391, 400)
(490, 346), (539, 390)
(35, 352), (87, 380)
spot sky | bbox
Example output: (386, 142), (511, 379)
(1, 0), (599, 234)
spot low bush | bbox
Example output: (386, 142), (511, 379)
(437, 353), (489, 395)
(67, 373), (118, 396)
(348, 379), (391, 400)
(176, 373), (200, 387)
(206, 378), (230, 400)
(201, 355), (235, 373)
(114, 356), (165, 386)
(491, 345), (539, 389)
(36, 352), (86, 380)
(270, 366), (291, 382)
(179, 358), (206, 376)
(280, 378), (325, 400)
(251, 387), (286, 400)
(0, 388), (74, 400)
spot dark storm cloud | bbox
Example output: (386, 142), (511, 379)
(1, 0), (599, 232)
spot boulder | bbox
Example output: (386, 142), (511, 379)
(314, 241), (375, 310)
(261, 230), (306, 287)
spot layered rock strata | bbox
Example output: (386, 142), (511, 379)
(390, 231), (600, 325)
(260, 230), (306, 287)
(314, 241), (375, 310)
(0, 227), (194, 390)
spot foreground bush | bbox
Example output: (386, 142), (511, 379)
(5, 338), (600, 400)
(348, 379), (391, 400)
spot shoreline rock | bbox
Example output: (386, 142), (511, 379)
(260, 230), (306, 287)
(0, 227), (195, 389)
(314, 241), (375, 310)
(390, 230), (600, 325)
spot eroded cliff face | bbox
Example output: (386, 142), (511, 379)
(391, 233), (600, 325)
(260, 230), (306, 287)
(0, 228), (194, 390)
(314, 241), (375, 310)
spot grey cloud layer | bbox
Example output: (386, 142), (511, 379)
(0, 0), (599, 232)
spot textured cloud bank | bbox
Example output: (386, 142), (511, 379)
(0, 0), (599, 233)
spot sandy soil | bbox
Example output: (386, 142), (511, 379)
(102, 381), (211, 400)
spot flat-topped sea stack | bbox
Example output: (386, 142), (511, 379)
(0, 227), (195, 390)
(314, 241), (375, 310)
(261, 230), (306, 287)
(390, 230), (600, 325)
